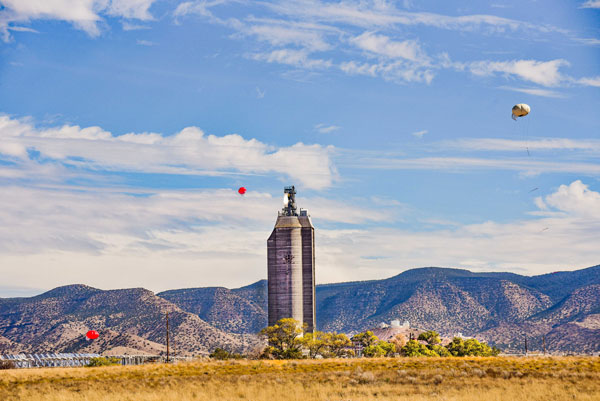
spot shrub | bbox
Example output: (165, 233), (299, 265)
(0, 360), (16, 370)
(86, 357), (121, 367)
(209, 348), (243, 360)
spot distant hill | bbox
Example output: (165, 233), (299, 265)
(0, 285), (260, 356)
(1, 265), (598, 355)
(159, 265), (600, 353)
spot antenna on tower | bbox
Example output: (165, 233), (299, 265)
(282, 186), (298, 216)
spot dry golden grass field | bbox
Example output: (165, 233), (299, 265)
(1, 357), (599, 401)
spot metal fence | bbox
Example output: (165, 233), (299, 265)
(0, 353), (194, 369)
(0, 353), (100, 368)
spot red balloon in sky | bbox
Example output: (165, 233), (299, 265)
(86, 330), (99, 340)
(238, 187), (247, 195)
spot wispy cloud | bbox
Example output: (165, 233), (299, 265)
(263, 0), (563, 34)
(243, 20), (333, 52)
(314, 124), (340, 134)
(136, 39), (156, 46)
(0, 185), (392, 291)
(122, 21), (151, 31)
(339, 60), (434, 83)
(251, 49), (332, 69)
(580, 0), (600, 8)
(412, 130), (427, 138)
(7, 26), (39, 33)
(469, 59), (568, 87)
(171, 0), (595, 88)
(498, 86), (565, 98)
(316, 180), (600, 282)
(577, 76), (600, 87)
(447, 138), (600, 153)
(2, 178), (598, 290)
(351, 32), (429, 63)
(354, 156), (600, 176)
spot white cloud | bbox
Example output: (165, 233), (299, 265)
(448, 138), (600, 153)
(0, 174), (597, 292)
(355, 156), (600, 176)
(264, 0), (558, 34)
(537, 180), (600, 219)
(105, 0), (155, 20)
(498, 86), (565, 98)
(340, 60), (434, 83)
(0, 185), (392, 291)
(580, 0), (600, 8)
(577, 76), (600, 87)
(351, 32), (428, 63)
(251, 49), (332, 69)
(6, 26), (39, 33)
(469, 59), (569, 87)
(412, 130), (427, 138)
(314, 124), (340, 134)
(170, 0), (597, 89)
(0, 0), (157, 41)
(244, 22), (332, 52)
(0, 115), (337, 190)
(136, 39), (156, 46)
(121, 21), (150, 30)
(315, 180), (600, 283)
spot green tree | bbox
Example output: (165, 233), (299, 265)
(379, 341), (397, 357)
(301, 331), (330, 358)
(446, 337), (500, 357)
(430, 344), (451, 357)
(400, 340), (439, 357)
(351, 331), (379, 348)
(260, 318), (306, 359)
(363, 344), (386, 357)
(418, 330), (441, 345)
(325, 333), (353, 358)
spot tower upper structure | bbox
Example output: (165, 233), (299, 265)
(281, 185), (298, 216)
(267, 186), (316, 332)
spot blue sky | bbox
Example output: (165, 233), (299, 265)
(0, 0), (599, 296)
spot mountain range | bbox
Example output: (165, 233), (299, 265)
(1, 265), (598, 355)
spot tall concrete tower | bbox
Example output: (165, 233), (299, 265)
(267, 186), (315, 332)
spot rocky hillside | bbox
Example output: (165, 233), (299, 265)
(161, 265), (600, 353)
(0, 285), (260, 356)
(158, 281), (267, 335)
(1, 265), (598, 355)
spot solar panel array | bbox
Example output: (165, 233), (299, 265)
(0, 353), (100, 368)
(1, 353), (194, 368)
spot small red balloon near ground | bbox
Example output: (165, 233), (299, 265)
(86, 330), (99, 340)
(238, 187), (246, 195)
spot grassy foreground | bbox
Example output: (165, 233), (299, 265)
(1, 357), (599, 401)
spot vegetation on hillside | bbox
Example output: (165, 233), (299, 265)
(258, 319), (500, 360)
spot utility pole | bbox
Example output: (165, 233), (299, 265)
(543, 336), (546, 355)
(524, 334), (528, 356)
(166, 312), (170, 363)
